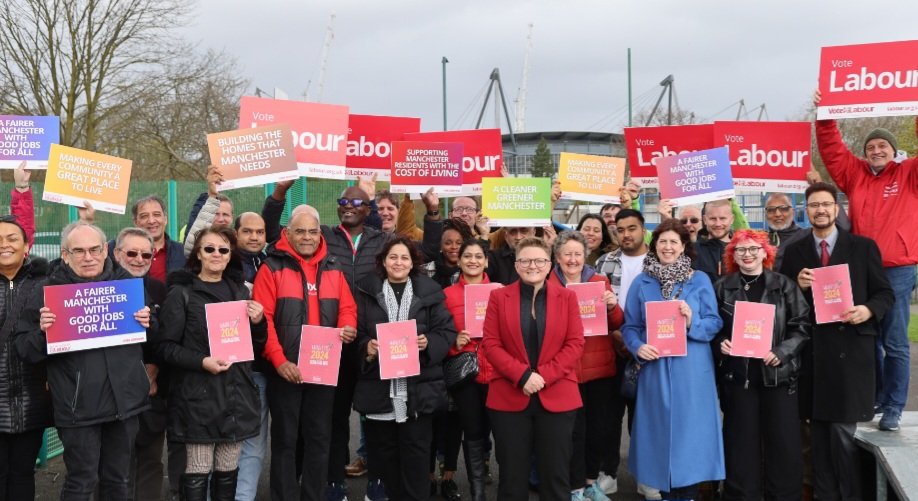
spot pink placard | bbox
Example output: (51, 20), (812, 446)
(567, 281), (608, 337)
(812, 264), (854, 324)
(730, 301), (775, 359)
(297, 325), (343, 386)
(646, 300), (686, 357)
(376, 319), (420, 380)
(464, 283), (503, 339)
(205, 301), (254, 363)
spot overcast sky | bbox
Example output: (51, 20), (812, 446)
(182, 0), (918, 134)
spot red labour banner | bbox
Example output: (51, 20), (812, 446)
(403, 129), (503, 195)
(345, 114), (421, 181)
(624, 124), (714, 188)
(239, 96), (350, 179)
(713, 121), (811, 193)
(817, 40), (918, 119)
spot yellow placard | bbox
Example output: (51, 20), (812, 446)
(558, 152), (624, 204)
(43, 144), (132, 214)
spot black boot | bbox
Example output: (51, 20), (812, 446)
(180, 473), (209, 501)
(463, 439), (488, 501)
(210, 468), (239, 501)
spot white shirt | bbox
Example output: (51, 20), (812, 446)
(619, 252), (646, 313)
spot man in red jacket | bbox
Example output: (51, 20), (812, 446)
(253, 206), (358, 501)
(814, 91), (917, 432)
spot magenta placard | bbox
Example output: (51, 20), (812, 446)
(567, 281), (608, 336)
(812, 264), (854, 324)
(464, 283), (503, 339)
(376, 319), (420, 379)
(297, 325), (343, 386)
(205, 301), (254, 363)
(730, 301), (775, 359)
(646, 300), (686, 357)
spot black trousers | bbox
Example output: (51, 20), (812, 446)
(450, 381), (489, 442)
(365, 414), (434, 501)
(811, 420), (862, 501)
(132, 396), (168, 501)
(328, 346), (359, 484)
(430, 408), (462, 472)
(0, 429), (44, 501)
(57, 416), (139, 501)
(570, 377), (616, 489)
(490, 397), (576, 501)
(268, 374), (336, 501)
(721, 382), (802, 501)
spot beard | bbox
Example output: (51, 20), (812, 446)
(768, 219), (793, 231)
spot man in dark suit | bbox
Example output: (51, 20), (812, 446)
(779, 182), (894, 501)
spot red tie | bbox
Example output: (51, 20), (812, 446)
(820, 240), (830, 267)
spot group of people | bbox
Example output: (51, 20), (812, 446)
(0, 109), (914, 501)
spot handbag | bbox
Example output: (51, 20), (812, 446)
(620, 358), (643, 399)
(444, 349), (480, 389)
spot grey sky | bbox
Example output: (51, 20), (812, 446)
(183, 0), (918, 134)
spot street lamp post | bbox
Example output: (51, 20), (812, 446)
(441, 57), (449, 131)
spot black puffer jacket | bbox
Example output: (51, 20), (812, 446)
(14, 259), (151, 427)
(714, 270), (811, 388)
(0, 257), (52, 433)
(322, 225), (391, 291)
(155, 268), (266, 443)
(353, 274), (457, 417)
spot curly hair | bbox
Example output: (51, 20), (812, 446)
(723, 229), (776, 273)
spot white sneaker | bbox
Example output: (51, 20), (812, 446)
(637, 482), (662, 501)
(595, 471), (618, 494)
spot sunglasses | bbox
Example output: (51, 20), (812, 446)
(202, 246), (231, 255)
(680, 217), (700, 225)
(124, 250), (153, 260)
(337, 198), (367, 208)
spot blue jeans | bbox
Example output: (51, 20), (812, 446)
(235, 371), (269, 501)
(875, 265), (915, 413)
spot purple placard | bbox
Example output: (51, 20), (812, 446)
(655, 146), (735, 206)
(43, 278), (146, 354)
(0, 115), (60, 169)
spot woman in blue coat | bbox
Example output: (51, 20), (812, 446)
(622, 218), (725, 500)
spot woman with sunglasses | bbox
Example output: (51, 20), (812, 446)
(0, 213), (51, 500)
(576, 214), (616, 266)
(156, 226), (266, 501)
(713, 229), (809, 501)
(622, 218), (724, 501)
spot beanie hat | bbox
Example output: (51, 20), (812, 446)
(863, 128), (898, 155)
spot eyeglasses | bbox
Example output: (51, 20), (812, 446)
(516, 258), (551, 268)
(337, 198), (367, 208)
(734, 246), (763, 256)
(765, 205), (792, 214)
(679, 217), (700, 225)
(806, 201), (836, 210)
(123, 250), (153, 260)
(202, 246), (231, 255)
(452, 206), (477, 214)
(66, 246), (104, 258)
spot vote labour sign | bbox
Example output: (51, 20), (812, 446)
(713, 121), (810, 192)
(558, 152), (624, 204)
(44, 278), (146, 354)
(481, 177), (552, 227)
(345, 114), (421, 181)
(389, 141), (463, 195)
(817, 40), (918, 119)
(43, 144), (132, 215)
(624, 124), (714, 188)
(0, 115), (59, 169)
(239, 96), (350, 179)
(207, 124), (298, 190)
(404, 129), (503, 195)
(655, 146), (735, 206)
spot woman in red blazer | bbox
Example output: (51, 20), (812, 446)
(482, 236), (585, 501)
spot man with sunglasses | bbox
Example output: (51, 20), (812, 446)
(763, 193), (808, 272)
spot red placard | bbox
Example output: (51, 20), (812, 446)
(817, 40), (918, 119)
(567, 281), (608, 337)
(377, 319), (420, 379)
(646, 300), (686, 357)
(624, 124), (714, 188)
(345, 114), (421, 181)
(390, 141), (463, 195)
(730, 301), (775, 359)
(464, 283), (503, 339)
(812, 264), (854, 324)
(297, 325), (343, 386)
(404, 129), (503, 195)
(205, 301), (254, 363)
(713, 121), (811, 192)
(239, 96), (349, 179)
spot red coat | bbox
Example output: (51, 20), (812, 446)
(443, 274), (495, 384)
(481, 280), (584, 412)
(547, 272), (624, 383)
(816, 118), (918, 267)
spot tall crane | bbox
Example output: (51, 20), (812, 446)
(307, 13), (336, 103)
(514, 23), (534, 133)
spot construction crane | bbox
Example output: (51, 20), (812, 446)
(307, 13), (336, 103)
(514, 23), (534, 133)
